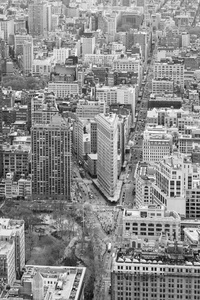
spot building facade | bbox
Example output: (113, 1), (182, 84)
(31, 114), (71, 200)
(95, 113), (118, 197)
(111, 243), (200, 300)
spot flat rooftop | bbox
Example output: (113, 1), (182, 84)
(23, 265), (86, 300)
(184, 228), (200, 243)
(114, 241), (200, 266)
(0, 241), (14, 255)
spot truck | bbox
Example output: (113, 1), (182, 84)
(107, 242), (112, 253)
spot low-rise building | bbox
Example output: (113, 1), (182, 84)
(123, 205), (180, 247)
(3, 144), (31, 179)
(184, 227), (200, 249)
(87, 153), (97, 177)
(152, 78), (174, 94)
(143, 126), (172, 163)
(76, 99), (106, 119)
(1, 265), (86, 300)
(48, 82), (79, 98)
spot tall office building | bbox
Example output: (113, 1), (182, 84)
(95, 113), (118, 197)
(22, 41), (33, 75)
(14, 34), (33, 56)
(31, 114), (71, 200)
(28, 0), (49, 37)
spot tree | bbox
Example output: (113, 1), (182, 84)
(26, 233), (38, 263)
(2, 75), (47, 91)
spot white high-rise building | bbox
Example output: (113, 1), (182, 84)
(116, 86), (136, 118)
(53, 48), (71, 64)
(81, 36), (95, 56)
(95, 113), (118, 197)
(22, 41), (33, 75)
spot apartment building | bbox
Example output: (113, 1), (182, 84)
(84, 54), (118, 66)
(146, 108), (187, 127)
(53, 48), (71, 64)
(116, 86), (136, 117)
(149, 94), (183, 109)
(113, 56), (141, 74)
(152, 78), (174, 94)
(186, 177), (200, 219)
(76, 99), (106, 119)
(76, 118), (93, 162)
(96, 85), (136, 112)
(111, 243), (200, 300)
(123, 205), (181, 247)
(0, 218), (25, 276)
(152, 153), (193, 216)
(31, 114), (71, 200)
(18, 177), (32, 200)
(48, 82), (79, 98)
(177, 113), (200, 134)
(2, 144), (31, 179)
(95, 113), (118, 197)
(143, 126), (172, 163)
(135, 162), (155, 207)
(31, 93), (58, 125)
(32, 57), (52, 76)
(153, 59), (184, 88)
(178, 133), (200, 154)
(96, 86), (117, 105)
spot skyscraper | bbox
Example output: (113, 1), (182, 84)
(95, 113), (118, 197)
(28, 0), (49, 37)
(31, 114), (71, 200)
(22, 40), (33, 75)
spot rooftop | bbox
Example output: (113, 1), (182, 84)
(184, 228), (200, 244)
(0, 241), (14, 256)
(124, 205), (180, 221)
(2, 144), (30, 153)
(114, 241), (200, 266)
(22, 265), (86, 300)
